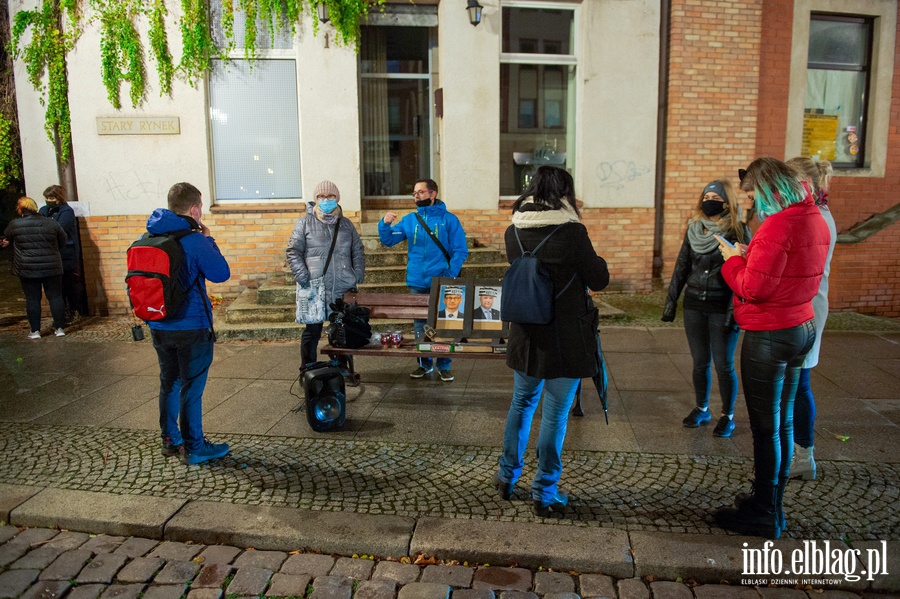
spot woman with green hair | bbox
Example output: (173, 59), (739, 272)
(712, 157), (830, 538)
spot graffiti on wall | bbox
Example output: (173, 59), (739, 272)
(595, 161), (651, 190)
(103, 170), (168, 204)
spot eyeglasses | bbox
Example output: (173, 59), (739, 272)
(316, 195), (337, 201)
(412, 190), (432, 197)
(738, 169), (747, 183)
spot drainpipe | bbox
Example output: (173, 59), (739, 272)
(651, 0), (671, 282)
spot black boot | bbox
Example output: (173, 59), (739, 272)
(736, 479), (788, 531)
(775, 476), (788, 532)
(714, 483), (781, 539)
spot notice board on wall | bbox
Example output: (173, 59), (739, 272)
(802, 113), (839, 161)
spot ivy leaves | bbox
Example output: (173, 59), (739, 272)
(7, 0), (380, 163)
(0, 114), (22, 188)
(98, 0), (146, 109)
(9, 0), (74, 161)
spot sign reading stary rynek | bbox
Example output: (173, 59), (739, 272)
(96, 117), (180, 135)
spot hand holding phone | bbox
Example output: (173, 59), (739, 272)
(714, 234), (735, 249)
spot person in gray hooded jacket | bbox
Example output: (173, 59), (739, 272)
(287, 180), (366, 366)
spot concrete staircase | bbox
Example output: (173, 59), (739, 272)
(217, 226), (509, 341)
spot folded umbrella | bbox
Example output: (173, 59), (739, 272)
(592, 331), (609, 424)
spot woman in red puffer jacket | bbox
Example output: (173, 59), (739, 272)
(713, 157), (830, 539)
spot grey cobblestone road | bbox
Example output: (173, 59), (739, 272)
(1, 526), (898, 599)
(0, 423), (897, 541)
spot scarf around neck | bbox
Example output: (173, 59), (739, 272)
(686, 217), (723, 254)
(315, 203), (342, 225)
(511, 198), (581, 229)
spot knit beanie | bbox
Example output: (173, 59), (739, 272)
(314, 180), (341, 202)
(703, 181), (728, 202)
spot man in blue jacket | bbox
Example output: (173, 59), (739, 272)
(145, 183), (231, 465)
(379, 179), (468, 382)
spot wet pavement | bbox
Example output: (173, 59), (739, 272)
(0, 250), (899, 597)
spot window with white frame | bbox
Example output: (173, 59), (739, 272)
(500, 2), (577, 197)
(804, 14), (873, 168)
(208, 9), (301, 202)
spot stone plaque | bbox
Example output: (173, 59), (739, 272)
(97, 117), (180, 135)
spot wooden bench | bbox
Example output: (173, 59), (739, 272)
(319, 292), (587, 415)
(320, 292), (506, 384)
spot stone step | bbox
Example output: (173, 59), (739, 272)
(360, 233), (487, 253)
(215, 315), (418, 342)
(218, 295), (624, 341)
(259, 264), (509, 305)
(289, 246), (504, 269)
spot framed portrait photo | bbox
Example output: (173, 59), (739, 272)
(469, 278), (508, 338)
(428, 277), (472, 337)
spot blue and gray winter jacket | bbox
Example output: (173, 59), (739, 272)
(377, 200), (468, 289)
(143, 208), (230, 331)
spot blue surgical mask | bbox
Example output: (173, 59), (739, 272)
(318, 199), (338, 214)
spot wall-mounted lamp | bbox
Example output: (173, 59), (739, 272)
(316, 2), (330, 23)
(466, 0), (483, 26)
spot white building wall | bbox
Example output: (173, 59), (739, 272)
(578, 0), (660, 208)
(9, 0), (62, 200)
(66, 0), (210, 216)
(11, 0), (658, 215)
(437, 0), (500, 211)
(296, 20), (362, 212)
(10, 0), (362, 216)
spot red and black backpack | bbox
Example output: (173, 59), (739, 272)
(125, 230), (195, 321)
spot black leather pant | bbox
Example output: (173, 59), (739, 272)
(740, 320), (816, 487)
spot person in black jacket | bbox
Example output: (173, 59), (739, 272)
(493, 166), (609, 518)
(662, 180), (751, 437)
(1, 197), (68, 338)
(40, 185), (87, 318)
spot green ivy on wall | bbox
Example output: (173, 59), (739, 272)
(9, 0), (76, 161)
(98, 0), (146, 109)
(5, 0), (379, 163)
(0, 114), (22, 188)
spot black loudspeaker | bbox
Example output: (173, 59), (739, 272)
(301, 362), (346, 432)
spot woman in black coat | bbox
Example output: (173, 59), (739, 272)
(1, 197), (68, 338)
(41, 185), (87, 317)
(493, 166), (609, 517)
(662, 180), (751, 437)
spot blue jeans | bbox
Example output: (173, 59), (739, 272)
(498, 371), (579, 503)
(794, 368), (815, 448)
(151, 328), (215, 452)
(740, 321), (816, 486)
(409, 286), (450, 370)
(683, 308), (739, 415)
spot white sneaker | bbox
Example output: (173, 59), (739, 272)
(55, 328), (66, 337)
(28, 331), (41, 340)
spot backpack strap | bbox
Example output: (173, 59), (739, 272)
(514, 222), (570, 256)
(513, 223), (577, 298)
(163, 228), (217, 339)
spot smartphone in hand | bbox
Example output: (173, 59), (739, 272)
(714, 234), (736, 249)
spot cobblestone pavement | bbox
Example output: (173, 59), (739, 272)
(0, 526), (896, 599)
(0, 423), (897, 542)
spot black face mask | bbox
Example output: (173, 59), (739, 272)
(701, 200), (725, 217)
(415, 198), (432, 208)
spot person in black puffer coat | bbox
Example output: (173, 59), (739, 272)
(493, 166), (610, 519)
(1, 197), (68, 338)
(40, 185), (88, 318)
(663, 180), (751, 438)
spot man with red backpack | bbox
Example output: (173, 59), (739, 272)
(139, 182), (231, 465)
